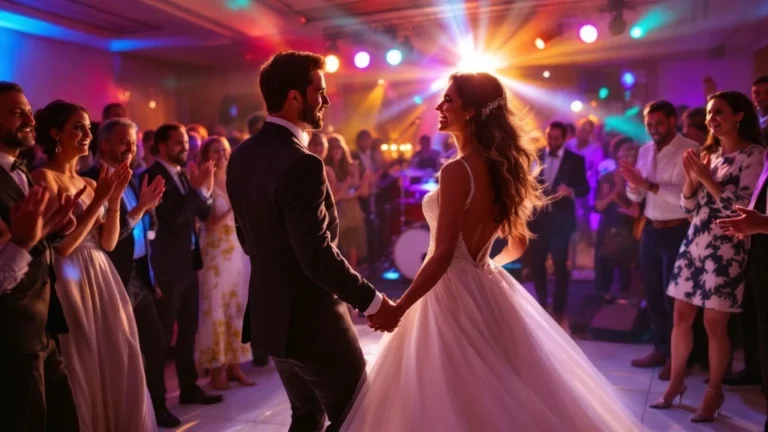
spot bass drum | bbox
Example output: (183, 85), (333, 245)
(393, 227), (430, 280)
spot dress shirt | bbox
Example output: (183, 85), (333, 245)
(358, 150), (373, 173)
(0, 242), (32, 295)
(266, 116), (310, 147)
(0, 151), (29, 194)
(157, 158), (211, 199)
(543, 145), (565, 187)
(627, 133), (700, 221)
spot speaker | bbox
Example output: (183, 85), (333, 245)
(589, 300), (651, 343)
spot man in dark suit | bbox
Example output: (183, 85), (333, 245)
(527, 120), (590, 322)
(0, 81), (80, 431)
(142, 123), (222, 406)
(227, 51), (400, 432)
(80, 118), (181, 427)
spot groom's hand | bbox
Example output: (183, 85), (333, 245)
(367, 296), (401, 333)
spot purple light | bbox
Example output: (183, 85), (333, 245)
(621, 71), (636, 89)
(579, 25), (598, 44)
(354, 51), (371, 69)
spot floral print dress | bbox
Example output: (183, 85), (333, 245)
(196, 186), (252, 367)
(667, 144), (765, 312)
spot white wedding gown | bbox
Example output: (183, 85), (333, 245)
(342, 160), (644, 431)
(55, 198), (156, 432)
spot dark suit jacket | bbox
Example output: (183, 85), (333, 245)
(141, 161), (212, 284)
(529, 148), (590, 235)
(80, 164), (157, 288)
(0, 167), (67, 354)
(228, 121), (376, 358)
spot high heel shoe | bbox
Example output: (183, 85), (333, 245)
(227, 367), (256, 386)
(649, 384), (687, 409)
(691, 388), (725, 423)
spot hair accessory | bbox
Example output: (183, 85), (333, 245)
(481, 96), (506, 119)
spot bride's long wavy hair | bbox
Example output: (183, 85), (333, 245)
(449, 72), (545, 240)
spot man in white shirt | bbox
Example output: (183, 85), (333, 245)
(620, 100), (699, 376)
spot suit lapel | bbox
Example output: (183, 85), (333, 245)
(553, 151), (569, 185)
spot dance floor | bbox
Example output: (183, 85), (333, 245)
(166, 281), (766, 431)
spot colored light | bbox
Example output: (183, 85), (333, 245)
(354, 51), (370, 69)
(590, 100), (598, 108)
(382, 269), (400, 280)
(543, 70), (551, 78)
(629, 26), (644, 39)
(430, 77), (448, 92)
(579, 25), (598, 44)
(325, 54), (340, 73)
(413, 96), (423, 105)
(229, 104), (238, 118)
(226, 0), (251, 10)
(148, 100), (157, 109)
(534, 38), (546, 50)
(386, 48), (403, 66)
(621, 71), (636, 89)
(625, 106), (640, 116)
(570, 100), (583, 113)
(377, 79), (385, 85)
(598, 87), (610, 99)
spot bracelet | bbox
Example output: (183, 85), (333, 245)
(108, 207), (121, 213)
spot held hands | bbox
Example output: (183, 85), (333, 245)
(618, 160), (648, 190)
(716, 206), (768, 239)
(189, 161), (216, 191)
(138, 175), (166, 211)
(367, 295), (403, 332)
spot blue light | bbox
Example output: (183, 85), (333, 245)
(227, 0), (251, 10)
(229, 104), (239, 118)
(625, 106), (640, 116)
(386, 48), (403, 66)
(413, 96), (423, 105)
(629, 26), (644, 39)
(621, 71), (636, 89)
(382, 269), (401, 280)
(0, 9), (104, 49)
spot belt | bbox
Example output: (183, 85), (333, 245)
(646, 218), (688, 229)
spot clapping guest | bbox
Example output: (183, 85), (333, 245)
(195, 136), (254, 389)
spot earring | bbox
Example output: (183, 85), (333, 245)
(737, 121), (740, 130)
(55, 138), (61, 154)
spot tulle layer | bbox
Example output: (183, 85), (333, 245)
(342, 262), (644, 432)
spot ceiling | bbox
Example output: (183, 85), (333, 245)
(1, 0), (767, 69)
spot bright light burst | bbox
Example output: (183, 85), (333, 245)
(456, 36), (501, 73)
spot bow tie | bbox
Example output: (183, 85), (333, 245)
(10, 158), (26, 172)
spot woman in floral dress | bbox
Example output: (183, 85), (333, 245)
(195, 136), (254, 389)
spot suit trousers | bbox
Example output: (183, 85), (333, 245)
(741, 247), (768, 400)
(155, 265), (200, 393)
(528, 228), (571, 316)
(272, 310), (367, 432)
(127, 261), (168, 410)
(0, 335), (79, 432)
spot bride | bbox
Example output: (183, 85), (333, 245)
(342, 73), (644, 431)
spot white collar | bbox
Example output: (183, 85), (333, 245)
(0, 151), (17, 173)
(157, 158), (182, 176)
(266, 116), (309, 146)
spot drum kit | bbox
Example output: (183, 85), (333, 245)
(377, 166), (438, 280)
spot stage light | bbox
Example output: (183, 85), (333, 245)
(625, 106), (640, 116)
(148, 100), (157, 109)
(598, 87), (609, 99)
(621, 71), (636, 89)
(386, 48), (403, 66)
(325, 54), (340, 73)
(590, 100), (598, 108)
(430, 77), (448, 92)
(629, 26), (644, 39)
(570, 100), (583, 112)
(579, 25), (598, 44)
(543, 70), (551, 78)
(354, 51), (370, 69)
(381, 144), (389, 151)
(413, 96), (423, 105)
(534, 37), (546, 50)
(377, 79), (385, 85)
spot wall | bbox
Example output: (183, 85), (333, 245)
(0, 27), (179, 130)
(653, 48), (755, 108)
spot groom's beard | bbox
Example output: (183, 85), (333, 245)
(0, 123), (34, 149)
(299, 96), (323, 130)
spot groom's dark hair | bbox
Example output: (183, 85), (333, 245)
(259, 51), (326, 114)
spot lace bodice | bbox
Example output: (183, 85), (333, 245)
(423, 159), (497, 271)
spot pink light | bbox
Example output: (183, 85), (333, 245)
(579, 25), (598, 44)
(354, 51), (370, 69)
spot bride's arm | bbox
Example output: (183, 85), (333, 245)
(491, 234), (527, 267)
(395, 161), (470, 315)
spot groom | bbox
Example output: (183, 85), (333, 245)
(227, 51), (400, 432)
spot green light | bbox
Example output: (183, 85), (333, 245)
(598, 87), (610, 99)
(630, 26), (644, 39)
(625, 106), (640, 116)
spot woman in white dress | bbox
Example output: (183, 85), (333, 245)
(342, 73), (645, 431)
(31, 100), (156, 432)
(195, 136), (253, 389)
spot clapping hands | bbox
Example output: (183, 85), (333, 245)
(94, 163), (132, 204)
(1, 185), (82, 250)
(189, 161), (215, 192)
(682, 149), (711, 184)
(137, 175), (166, 211)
